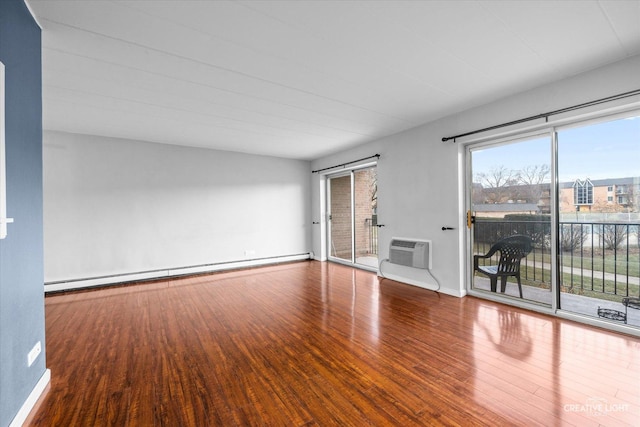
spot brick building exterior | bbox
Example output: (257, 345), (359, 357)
(474, 177), (639, 217)
(559, 177), (639, 213)
(329, 169), (377, 260)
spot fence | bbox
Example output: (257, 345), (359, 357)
(364, 217), (378, 255)
(474, 219), (640, 298)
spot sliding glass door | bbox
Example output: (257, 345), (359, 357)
(328, 173), (352, 262)
(327, 166), (378, 269)
(468, 112), (640, 330)
(557, 115), (640, 327)
(469, 134), (552, 307)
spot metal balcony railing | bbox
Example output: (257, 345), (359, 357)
(364, 217), (378, 255)
(474, 219), (640, 299)
(559, 222), (640, 297)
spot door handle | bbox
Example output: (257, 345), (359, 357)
(466, 210), (475, 229)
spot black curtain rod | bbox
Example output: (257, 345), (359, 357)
(442, 88), (640, 142)
(312, 154), (380, 174)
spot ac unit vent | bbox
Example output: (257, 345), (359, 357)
(389, 238), (431, 269)
(390, 239), (417, 249)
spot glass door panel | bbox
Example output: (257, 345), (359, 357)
(354, 168), (378, 268)
(327, 166), (378, 268)
(470, 136), (552, 306)
(328, 174), (352, 262)
(557, 115), (640, 327)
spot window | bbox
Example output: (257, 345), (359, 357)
(573, 179), (593, 205)
(608, 196), (613, 202)
(607, 186), (613, 192)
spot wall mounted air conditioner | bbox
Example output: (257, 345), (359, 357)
(389, 238), (432, 270)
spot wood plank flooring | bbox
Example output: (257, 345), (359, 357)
(27, 261), (639, 426)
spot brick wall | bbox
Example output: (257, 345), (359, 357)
(330, 175), (352, 259)
(329, 168), (377, 260)
(354, 169), (376, 257)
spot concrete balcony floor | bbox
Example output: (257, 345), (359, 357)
(473, 276), (640, 328)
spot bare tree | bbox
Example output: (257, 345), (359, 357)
(519, 164), (550, 186)
(369, 169), (377, 211)
(625, 185), (638, 213)
(471, 182), (486, 205)
(592, 199), (626, 213)
(560, 223), (589, 251)
(477, 165), (518, 188)
(518, 164), (550, 204)
(475, 165), (519, 203)
(598, 223), (629, 250)
(632, 224), (640, 251)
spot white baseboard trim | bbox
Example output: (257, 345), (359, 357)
(9, 368), (50, 427)
(45, 253), (311, 292)
(379, 273), (464, 297)
(377, 260), (465, 298)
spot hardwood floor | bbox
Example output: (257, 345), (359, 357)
(27, 261), (639, 426)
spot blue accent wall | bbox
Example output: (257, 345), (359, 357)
(0, 0), (45, 425)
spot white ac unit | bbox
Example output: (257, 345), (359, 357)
(389, 238), (432, 269)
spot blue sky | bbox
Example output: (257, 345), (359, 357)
(472, 115), (639, 183)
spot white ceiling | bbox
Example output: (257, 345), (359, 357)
(28, 0), (640, 160)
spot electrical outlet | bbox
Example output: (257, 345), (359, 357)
(27, 341), (41, 367)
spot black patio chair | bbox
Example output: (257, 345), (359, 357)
(474, 235), (533, 298)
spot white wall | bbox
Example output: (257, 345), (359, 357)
(44, 131), (311, 284)
(311, 55), (640, 297)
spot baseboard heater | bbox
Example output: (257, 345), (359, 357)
(380, 237), (439, 291)
(44, 252), (312, 293)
